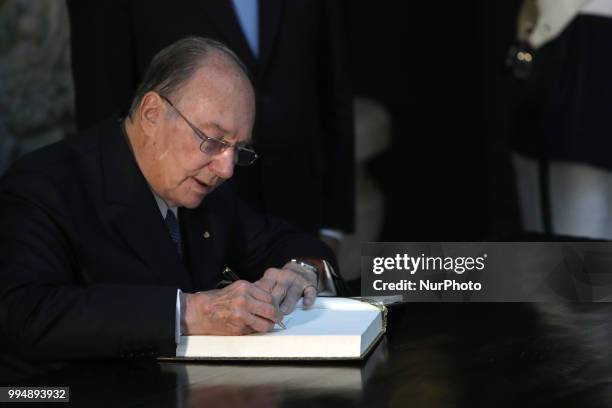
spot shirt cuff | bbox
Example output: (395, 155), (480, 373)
(318, 260), (338, 296)
(175, 289), (182, 344)
(319, 228), (344, 241)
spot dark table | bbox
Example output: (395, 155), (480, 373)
(6, 302), (612, 407)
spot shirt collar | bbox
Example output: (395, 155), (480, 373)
(153, 192), (178, 219)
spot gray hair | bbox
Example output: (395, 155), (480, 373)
(128, 37), (250, 118)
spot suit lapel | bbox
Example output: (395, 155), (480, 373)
(258, 0), (283, 80)
(180, 199), (227, 291)
(100, 118), (194, 290)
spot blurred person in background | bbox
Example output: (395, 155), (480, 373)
(67, 0), (355, 254)
(508, 0), (612, 239)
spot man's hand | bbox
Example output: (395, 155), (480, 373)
(254, 262), (319, 315)
(181, 281), (283, 335)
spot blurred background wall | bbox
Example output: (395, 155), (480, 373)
(347, 1), (522, 241)
(0, 0), (75, 171)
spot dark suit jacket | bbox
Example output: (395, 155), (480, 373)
(0, 117), (335, 366)
(67, 0), (355, 234)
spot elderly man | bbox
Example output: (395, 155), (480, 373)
(0, 37), (337, 367)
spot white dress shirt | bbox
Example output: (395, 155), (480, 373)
(152, 194), (183, 344)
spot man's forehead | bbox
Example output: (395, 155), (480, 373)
(178, 64), (254, 111)
(189, 57), (252, 94)
(172, 62), (254, 142)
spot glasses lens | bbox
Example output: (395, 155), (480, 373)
(201, 138), (226, 155)
(235, 147), (258, 167)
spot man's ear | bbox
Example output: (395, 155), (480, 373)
(139, 92), (162, 135)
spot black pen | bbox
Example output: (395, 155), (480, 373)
(222, 267), (286, 329)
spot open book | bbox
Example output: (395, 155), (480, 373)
(171, 297), (387, 360)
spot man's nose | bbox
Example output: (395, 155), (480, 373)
(210, 148), (235, 180)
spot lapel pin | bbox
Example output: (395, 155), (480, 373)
(203, 231), (211, 239)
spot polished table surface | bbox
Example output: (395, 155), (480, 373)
(7, 302), (612, 407)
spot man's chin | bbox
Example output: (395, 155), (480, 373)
(182, 193), (207, 209)
(182, 185), (221, 208)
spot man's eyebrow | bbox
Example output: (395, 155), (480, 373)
(203, 122), (230, 135)
(202, 122), (252, 145)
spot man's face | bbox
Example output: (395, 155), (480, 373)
(140, 64), (254, 208)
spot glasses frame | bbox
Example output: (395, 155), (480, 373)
(159, 94), (258, 166)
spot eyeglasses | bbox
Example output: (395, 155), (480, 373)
(159, 94), (258, 167)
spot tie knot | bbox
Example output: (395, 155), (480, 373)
(165, 208), (177, 223)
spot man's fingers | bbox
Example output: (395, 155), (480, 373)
(226, 281), (281, 324)
(254, 276), (274, 292)
(247, 295), (281, 323)
(284, 265), (316, 285)
(247, 281), (275, 304)
(252, 266), (319, 317)
(271, 280), (290, 308)
(280, 281), (306, 314)
(254, 267), (284, 292)
(302, 285), (317, 308)
(243, 310), (275, 333)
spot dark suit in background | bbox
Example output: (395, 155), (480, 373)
(0, 117), (335, 369)
(67, 0), (355, 235)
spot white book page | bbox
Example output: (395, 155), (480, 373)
(267, 308), (379, 336)
(244, 297), (380, 336)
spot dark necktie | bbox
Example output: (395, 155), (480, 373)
(164, 209), (182, 258)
